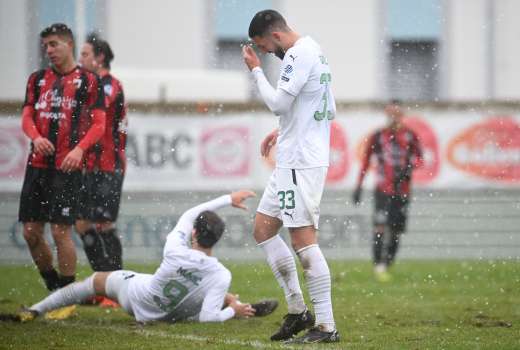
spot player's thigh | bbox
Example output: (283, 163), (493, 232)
(49, 170), (81, 225)
(373, 191), (391, 227)
(389, 196), (409, 233)
(257, 170), (282, 218)
(103, 270), (137, 314)
(278, 167), (327, 229)
(289, 225), (318, 251)
(76, 171), (91, 224)
(22, 222), (46, 246)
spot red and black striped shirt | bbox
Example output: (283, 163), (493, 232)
(86, 73), (127, 173)
(22, 66), (105, 169)
(358, 126), (423, 196)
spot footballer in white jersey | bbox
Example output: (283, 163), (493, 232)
(14, 191), (279, 324)
(275, 35), (335, 170)
(243, 9), (339, 344)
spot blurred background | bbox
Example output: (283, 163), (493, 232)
(0, 0), (519, 262)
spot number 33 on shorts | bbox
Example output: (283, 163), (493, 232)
(277, 190), (295, 209)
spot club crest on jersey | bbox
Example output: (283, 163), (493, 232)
(104, 84), (113, 96)
(73, 78), (82, 89)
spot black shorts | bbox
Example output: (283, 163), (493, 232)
(19, 166), (81, 225)
(373, 190), (409, 233)
(78, 170), (124, 222)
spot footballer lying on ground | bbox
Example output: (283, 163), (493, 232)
(12, 190), (278, 323)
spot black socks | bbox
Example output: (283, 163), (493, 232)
(81, 227), (123, 272)
(40, 268), (75, 291)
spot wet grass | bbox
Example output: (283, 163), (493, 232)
(0, 260), (519, 349)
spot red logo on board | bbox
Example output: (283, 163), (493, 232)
(200, 126), (250, 176)
(447, 117), (520, 182)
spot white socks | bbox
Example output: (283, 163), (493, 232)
(375, 263), (387, 273)
(297, 244), (336, 332)
(31, 275), (96, 314)
(259, 235), (306, 314)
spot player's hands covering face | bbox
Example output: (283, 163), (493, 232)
(242, 45), (260, 71)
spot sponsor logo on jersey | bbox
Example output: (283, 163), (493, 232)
(284, 65), (293, 74)
(35, 89), (78, 111)
(289, 54), (297, 62)
(281, 76), (290, 82)
(38, 79), (46, 86)
(177, 267), (202, 285)
(39, 112), (66, 120)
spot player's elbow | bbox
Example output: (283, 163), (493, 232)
(270, 100), (291, 116)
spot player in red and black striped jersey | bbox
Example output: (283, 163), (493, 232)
(19, 24), (106, 291)
(76, 34), (127, 278)
(353, 100), (423, 281)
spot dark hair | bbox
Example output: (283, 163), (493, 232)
(40, 23), (74, 42)
(248, 9), (288, 38)
(389, 99), (403, 106)
(86, 33), (114, 69)
(194, 211), (225, 248)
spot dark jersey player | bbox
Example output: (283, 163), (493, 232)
(76, 34), (127, 280)
(353, 100), (423, 282)
(19, 23), (106, 291)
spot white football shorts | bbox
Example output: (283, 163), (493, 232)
(257, 167), (327, 229)
(105, 270), (137, 315)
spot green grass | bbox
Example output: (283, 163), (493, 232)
(0, 260), (519, 349)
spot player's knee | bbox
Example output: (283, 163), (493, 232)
(50, 224), (72, 241)
(23, 224), (44, 248)
(253, 214), (280, 243)
(75, 220), (91, 235)
(93, 272), (110, 295)
(23, 230), (42, 249)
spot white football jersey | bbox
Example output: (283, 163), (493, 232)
(126, 195), (234, 323)
(276, 36), (336, 169)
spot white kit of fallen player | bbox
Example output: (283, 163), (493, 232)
(16, 190), (278, 323)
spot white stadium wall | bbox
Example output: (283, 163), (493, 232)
(0, 0), (32, 101)
(2, 1), (520, 102)
(281, 0), (383, 101)
(493, 0), (520, 100)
